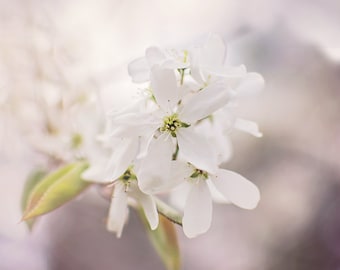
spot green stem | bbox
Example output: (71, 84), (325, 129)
(178, 68), (185, 85)
(155, 197), (182, 226)
(172, 143), (179, 160)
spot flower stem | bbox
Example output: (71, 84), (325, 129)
(172, 143), (179, 160)
(154, 197), (182, 226)
(178, 68), (185, 85)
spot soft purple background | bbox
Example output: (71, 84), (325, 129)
(1, 0), (340, 269)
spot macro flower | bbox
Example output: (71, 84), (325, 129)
(107, 168), (158, 238)
(111, 65), (230, 182)
(172, 163), (260, 238)
(86, 166), (158, 238)
(19, 31), (265, 253)
(88, 34), (264, 239)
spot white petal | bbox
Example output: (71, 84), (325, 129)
(190, 34), (226, 83)
(211, 169), (260, 209)
(137, 193), (159, 230)
(146, 46), (166, 66)
(163, 49), (190, 69)
(136, 125), (161, 159)
(107, 182), (129, 238)
(109, 112), (158, 137)
(105, 137), (138, 181)
(169, 181), (192, 211)
(201, 34), (226, 67)
(183, 181), (212, 238)
(234, 118), (263, 138)
(82, 163), (110, 183)
(214, 128), (233, 164)
(107, 98), (148, 118)
(179, 81), (229, 123)
(170, 160), (192, 184)
(150, 66), (179, 113)
(208, 65), (247, 79)
(136, 134), (175, 194)
(128, 181), (159, 230)
(128, 57), (150, 83)
(194, 116), (233, 164)
(177, 128), (218, 174)
(189, 47), (205, 85)
(142, 159), (190, 195)
(236, 72), (265, 97)
(207, 179), (230, 204)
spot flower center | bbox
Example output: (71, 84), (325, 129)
(119, 167), (137, 186)
(160, 114), (190, 137)
(190, 168), (208, 180)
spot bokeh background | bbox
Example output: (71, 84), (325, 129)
(1, 0), (340, 269)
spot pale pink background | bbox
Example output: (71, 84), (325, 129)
(1, 0), (340, 269)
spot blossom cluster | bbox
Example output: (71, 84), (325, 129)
(83, 34), (264, 238)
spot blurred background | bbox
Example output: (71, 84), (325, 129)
(1, 0), (340, 269)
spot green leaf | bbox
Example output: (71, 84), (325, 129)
(139, 211), (180, 270)
(22, 162), (91, 221)
(21, 170), (47, 230)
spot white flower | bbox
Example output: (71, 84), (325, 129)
(156, 66), (229, 168)
(87, 167), (159, 238)
(84, 98), (158, 183)
(212, 105), (263, 139)
(232, 72), (265, 98)
(128, 46), (190, 83)
(186, 34), (265, 139)
(190, 34), (247, 86)
(172, 163), (260, 238)
(135, 133), (187, 194)
(100, 34), (264, 239)
(107, 180), (129, 238)
(194, 116), (234, 164)
(109, 176), (158, 237)
(112, 65), (230, 168)
(82, 136), (139, 182)
(233, 118), (263, 138)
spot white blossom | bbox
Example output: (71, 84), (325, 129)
(86, 166), (159, 238)
(190, 34), (247, 87)
(100, 34), (264, 238)
(128, 47), (190, 83)
(110, 66), (230, 181)
(78, 33), (267, 242)
(172, 163), (260, 238)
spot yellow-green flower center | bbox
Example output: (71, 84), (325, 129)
(119, 167), (137, 185)
(160, 114), (190, 137)
(190, 168), (208, 180)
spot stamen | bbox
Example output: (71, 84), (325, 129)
(119, 167), (137, 186)
(160, 113), (190, 137)
(190, 168), (208, 180)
